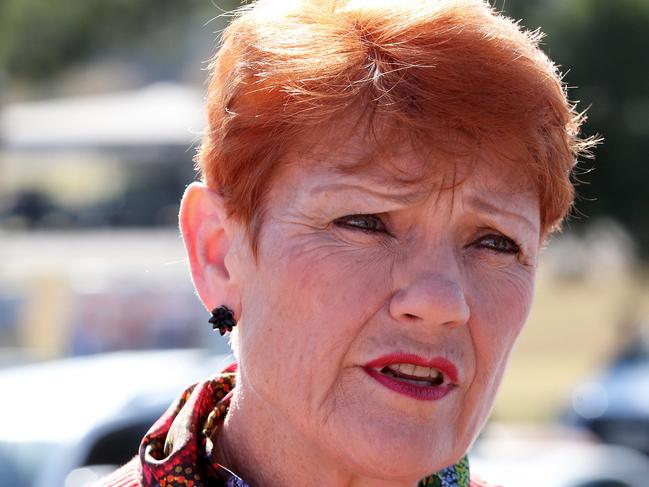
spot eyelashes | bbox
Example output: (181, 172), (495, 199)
(471, 234), (521, 255)
(333, 214), (391, 235)
(333, 213), (522, 256)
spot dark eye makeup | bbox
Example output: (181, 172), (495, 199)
(473, 234), (521, 255)
(333, 214), (389, 234)
(333, 213), (522, 256)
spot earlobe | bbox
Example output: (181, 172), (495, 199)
(179, 182), (236, 312)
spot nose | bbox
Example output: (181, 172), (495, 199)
(388, 254), (470, 329)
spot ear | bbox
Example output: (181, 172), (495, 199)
(179, 182), (240, 314)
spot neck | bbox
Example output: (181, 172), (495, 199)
(212, 375), (419, 487)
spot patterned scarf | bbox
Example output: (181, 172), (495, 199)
(139, 364), (471, 487)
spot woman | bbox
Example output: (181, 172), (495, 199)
(98, 0), (594, 486)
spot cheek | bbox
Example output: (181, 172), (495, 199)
(240, 230), (393, 410)
(459, 265), (535, 434)
(271, 230), (393, 318)
(469, 263), (535, 353)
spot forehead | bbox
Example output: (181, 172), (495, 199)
(283, 119), (538, 203)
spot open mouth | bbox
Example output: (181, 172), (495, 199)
(380, 364), (445, 387)
(363, 354), (458, 401)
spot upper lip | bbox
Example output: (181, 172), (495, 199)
(364, 353), (459, 384)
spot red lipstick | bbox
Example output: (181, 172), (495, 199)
(363, 353), (459, 401)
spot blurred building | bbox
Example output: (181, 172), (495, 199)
(0, 83), (215, 361)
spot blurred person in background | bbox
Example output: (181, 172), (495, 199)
(96, 0), (595, 486)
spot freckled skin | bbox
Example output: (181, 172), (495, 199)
(206, 140), (541, 487)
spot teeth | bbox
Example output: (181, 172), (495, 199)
(399, 363), (415, 376)
(412, 365), (431, 379)
(386, 364), (444, 381)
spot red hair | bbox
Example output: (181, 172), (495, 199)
(197, 0), (595, 250)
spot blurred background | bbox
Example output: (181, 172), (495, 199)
(0, 0), (648, 486)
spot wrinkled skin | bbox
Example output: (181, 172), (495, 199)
(180, 133), (541, 487)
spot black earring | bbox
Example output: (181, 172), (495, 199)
(209, 305), (237, 336)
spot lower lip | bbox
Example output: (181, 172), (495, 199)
(363, 367), (456, 401)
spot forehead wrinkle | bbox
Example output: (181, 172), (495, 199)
(308, 181), (430, 206)
(464, 194), (538, 233)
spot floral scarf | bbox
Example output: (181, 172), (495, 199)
(139, 364), (472, 487)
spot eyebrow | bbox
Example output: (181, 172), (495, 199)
(309, 182), (538, 231)
(464, 195), (538, 232)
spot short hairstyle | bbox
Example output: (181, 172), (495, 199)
(197, 0), (595, 251)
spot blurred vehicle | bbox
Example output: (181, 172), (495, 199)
(471, 423), (649, 487)
(0, 84), (209, 359)
(564, 328), (649, 456)
(0, 349), (232, 487)
(0, 83), (203, 230)
(4, 350), (649, 487)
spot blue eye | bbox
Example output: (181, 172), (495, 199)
(334, 214), (388, 234)
(476, 234), (520, 254)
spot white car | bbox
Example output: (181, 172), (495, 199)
(471, 424), (649, 487)
(0, 349), (232, 487)
(3, 350), (649, 487)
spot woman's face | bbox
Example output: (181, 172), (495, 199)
(227, 134), (540, 480)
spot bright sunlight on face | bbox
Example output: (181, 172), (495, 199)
(225, 131), (541, 482)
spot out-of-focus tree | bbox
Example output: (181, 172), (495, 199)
(502, 0), (649, 256)
(0, 0), (240, 86)
(1, 0), (647, 255)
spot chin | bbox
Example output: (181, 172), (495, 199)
(326, 415), (466, 481)
(343, 441), (460, 482)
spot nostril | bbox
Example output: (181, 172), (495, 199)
(404, 313), (418, 320)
